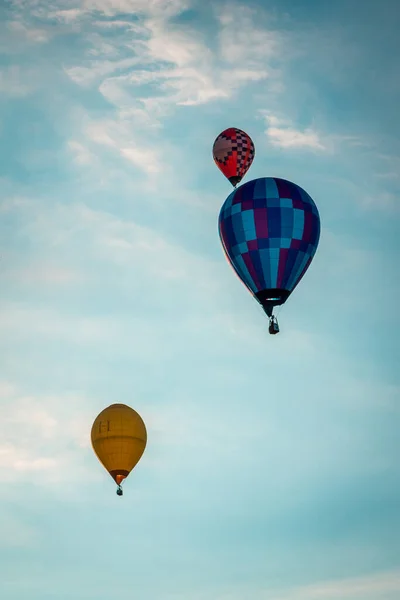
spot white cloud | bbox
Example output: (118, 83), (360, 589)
(57, 0), (279, 118)
(7, 263), (81, 285)
(263, 113), (326, 150)
(269, 570), (400, 600)
(0, 198), (232, 339)
(11, 0), (190, 24)
(7, 0), (285, 181)
(0, 303), (130, 346)
(65, 57), (143, 87)
(360, 191), (399, 213)
(82, 0), (189, 19)
(84, 119), (165, 173)
(146, 19), (209, 68)
(7, 20), (49, 43)
(48, 8), (85, 22)
(130, 569), (400, 600)
(120, 146), (161, 173)
(0, 194), (225, 296)
(217, 3), (281, 66)
(374, 171), (400, 180)
(268, 126), (325, 150)
(0, 446), (57, 472)
(18, 200), (206, 277)
(91, 28), (223, 111)
(0, 382), (97, 486)
(68, 140), (94, 165)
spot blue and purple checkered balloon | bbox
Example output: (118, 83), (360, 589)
(218, 177), (320, 317)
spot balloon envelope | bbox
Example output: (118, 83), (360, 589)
(213, 128), (255, 186)
(218, 177), (320, 316)
(91, 403), (147, 486)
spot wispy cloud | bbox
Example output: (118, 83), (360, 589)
(55, 0), (280, 117)
(217, 3), (281, 67)
(4, 0), (288, 191)
(47, 8), (85, 22)
(11, 199), (221, 286)
(84, 119), (164, 173)
(374, 171), (400, 181)
(263, 113), (326, 150)
(80, 0), (189, 19)
(6, 263), (82, 285)
(6, 19), (49, 43)
(359, 191), (399, 213)
(54, 1), (286, 181)
(67, 140), (95, 166)
(0, 382), (93, 485)
(131, 569), (400, 600)
(270, 570), (400, 600)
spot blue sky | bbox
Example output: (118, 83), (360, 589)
(0, 0), (399, 598)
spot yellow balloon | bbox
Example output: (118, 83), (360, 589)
(91, 403), (147, 495)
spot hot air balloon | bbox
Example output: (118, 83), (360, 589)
(218, 177), (320, 334)
(213, 127), (255, 187)
(91, 403), (147, 496)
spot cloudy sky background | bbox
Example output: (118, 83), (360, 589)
(0, 0), (399, 598)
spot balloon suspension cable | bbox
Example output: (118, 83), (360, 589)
(116, 485), (123, 496)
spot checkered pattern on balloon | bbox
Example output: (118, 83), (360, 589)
(218, 177), (320, 328)
(213, 128), (255, 186)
